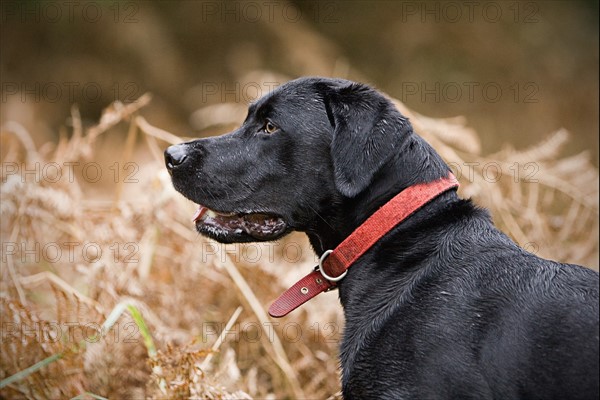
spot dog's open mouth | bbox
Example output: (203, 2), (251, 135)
(192, 205), (287, 241)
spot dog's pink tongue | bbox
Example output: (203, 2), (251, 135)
(192, 206), (207, 222)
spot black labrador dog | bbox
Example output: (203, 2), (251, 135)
(165, 77), (599, 399)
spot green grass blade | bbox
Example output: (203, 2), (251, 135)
(100, 301), (129, 336)
(126, 304), (157, 357)
(0, 352), (63, 389)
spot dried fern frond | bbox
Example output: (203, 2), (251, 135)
(1, 71), (597, 400)
(0, 297), (86, 399)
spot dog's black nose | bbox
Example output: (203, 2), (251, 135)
(164, 144), (188, 171)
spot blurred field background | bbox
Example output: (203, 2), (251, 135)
(1, 1), (598, 398)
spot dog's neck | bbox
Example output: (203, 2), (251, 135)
(269, 172), (467, 318)
(307, 132), (452, 255)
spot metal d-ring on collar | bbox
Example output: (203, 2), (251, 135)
(317, 249), (347, 282)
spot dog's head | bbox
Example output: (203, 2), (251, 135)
(165, 77), (443, 245)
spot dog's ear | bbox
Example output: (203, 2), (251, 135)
(321, 81), (405, 198)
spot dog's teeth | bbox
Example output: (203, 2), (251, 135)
(192, 206), (207, 222)
(194, 206), (236, 222)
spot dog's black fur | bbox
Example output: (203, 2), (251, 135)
(165, 77), (599, 399)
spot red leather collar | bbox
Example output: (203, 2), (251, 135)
(268, 173), (459, 318)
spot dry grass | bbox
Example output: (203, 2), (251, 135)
(1, 80), (598, 399)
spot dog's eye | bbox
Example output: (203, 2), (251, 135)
(264, 121), (278, 134)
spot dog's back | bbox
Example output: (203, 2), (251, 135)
(340, 200), (599, 399)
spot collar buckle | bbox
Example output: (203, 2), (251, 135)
(311, 266), (339, 292)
